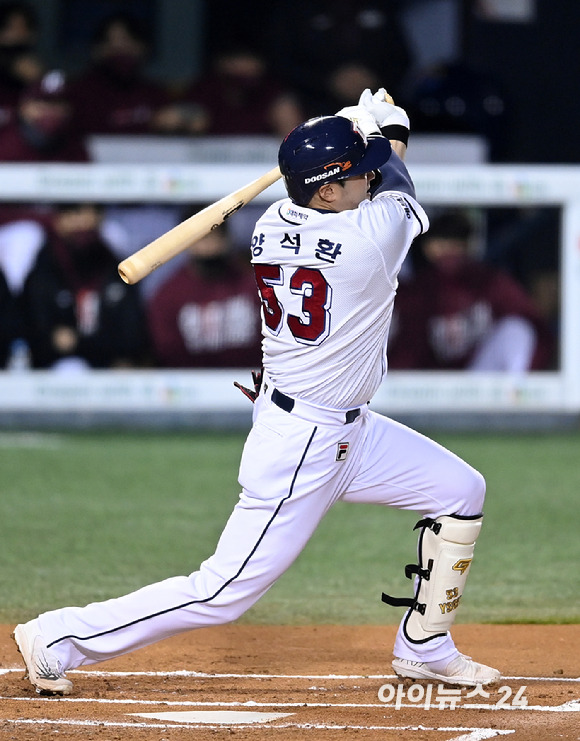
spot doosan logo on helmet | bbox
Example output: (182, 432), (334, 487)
(325, 160), (352, 172)
(304, 159), (354, 185)
(304, 167), (341, 184)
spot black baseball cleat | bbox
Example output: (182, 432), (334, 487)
(12, 619), (73, 695)
(393, 653), (501, 687)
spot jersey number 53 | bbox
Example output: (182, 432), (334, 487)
(254, 264), (332, 345)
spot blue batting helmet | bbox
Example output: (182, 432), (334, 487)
(278, 115), (391, 206)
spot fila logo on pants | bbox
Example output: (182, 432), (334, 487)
(336, 442), (350, 461)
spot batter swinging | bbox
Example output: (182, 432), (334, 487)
(13, 88), (500, 694)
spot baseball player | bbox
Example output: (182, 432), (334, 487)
(13, 89), (500, 695)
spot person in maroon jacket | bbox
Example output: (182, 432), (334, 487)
(174, 46), (303, 138)
(69, 12), (170, 136)
(0, 1), (44, 132)
(0, 68), (88, 162)
(147, 222), (262, 368)
(388, 210), (555, 371)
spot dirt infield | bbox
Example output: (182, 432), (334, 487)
(1, 623), (578, 740)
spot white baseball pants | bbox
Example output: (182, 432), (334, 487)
(40, 391), (485, 670)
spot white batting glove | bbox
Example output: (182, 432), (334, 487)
(358, 88), (410, 145)
(335, 104), (381, 139)
(358, 87), (410, 130)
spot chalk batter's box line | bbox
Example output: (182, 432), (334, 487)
(1, 668), (579, 682)
(0, 718), (516, 739)
(2, 694), (580, 713)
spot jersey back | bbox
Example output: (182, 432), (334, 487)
(251, 193), (428, 408)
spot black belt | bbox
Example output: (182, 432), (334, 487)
(271, 388), (361, 424)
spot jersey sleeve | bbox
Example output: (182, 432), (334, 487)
(353, 191), (429, 283)
(371, 150), (416, 199)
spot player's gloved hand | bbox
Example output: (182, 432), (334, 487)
(234, 369), (263, 403)
(335, 104), (381, 139)
(358, 88), (410, 145)
(358, 88), (410, 128)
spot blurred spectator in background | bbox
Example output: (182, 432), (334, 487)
(406, 60), (508, 161)
(0, 68), (88, 161)
(101, 203), (184, 302)
(170, 46), (303, 138)
(21, 202), (150, 371)
(0, 1), (44, 131)
(0, 217), (45, 369)
(0, 262), (17, 367)
(0, 217), (42, 291)
(147, 220), (262, 368)
(388, 210), (554, 371)
(70, 12), (171, 136)
(484, 207), (561, 342)
(262, 0), (411, 116)
(313, 61), (380, 119)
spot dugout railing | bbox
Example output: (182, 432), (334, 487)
(0, 158), (578, 430)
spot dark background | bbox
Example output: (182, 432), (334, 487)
(20, 0), (580, 164)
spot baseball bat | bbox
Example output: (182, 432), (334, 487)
(118, 165), (282, 284)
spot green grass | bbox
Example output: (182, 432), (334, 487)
(1, 430), (578, 625)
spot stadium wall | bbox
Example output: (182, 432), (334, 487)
(1, 156), (579, 431)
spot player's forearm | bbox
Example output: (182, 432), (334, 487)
(390, 141), (407, 160)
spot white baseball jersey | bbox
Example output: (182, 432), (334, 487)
(31, 152), (486, 683)
(251, 191), (428, 408)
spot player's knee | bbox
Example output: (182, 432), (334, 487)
(446, 464), (486, 517)
(461, 467), (486, 515)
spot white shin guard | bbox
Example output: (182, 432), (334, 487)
(383, 514), (483, 644)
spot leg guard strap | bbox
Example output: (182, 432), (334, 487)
(382, 513), (483, 644)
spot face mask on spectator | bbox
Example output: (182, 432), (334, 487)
(99, 52), (141, 82)
(64, 228), (102, 250)
(0, 42), (33, 80)
(431, 253), (469, 278)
